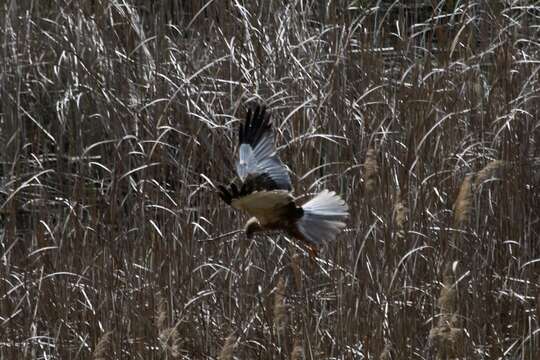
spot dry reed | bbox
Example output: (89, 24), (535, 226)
(393, 190), (407, 239)
(290, 249), (303, 290)
(1, 1), (538, 358)
(429, 264), (466, 359)
(290, 338), (304, 360)
(379, 342), (393, 360)
(156, 296), (180, 358)
(363, 147), (379, 194)
(273, 276), (288, 335)
(218, 334), (237, 360)
(453, 174), (473, 227)
(92, 331), (113, 360)
(474, 160), (507, 187)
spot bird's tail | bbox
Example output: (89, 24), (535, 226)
(295, 190), (348, 246)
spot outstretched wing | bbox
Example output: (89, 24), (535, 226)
(217, 104), (294, 223)
(236, 105), (292, 191)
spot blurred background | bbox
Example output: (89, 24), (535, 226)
(1, 1), (539, 358)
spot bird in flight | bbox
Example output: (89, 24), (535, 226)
(217, 104), (348, 257)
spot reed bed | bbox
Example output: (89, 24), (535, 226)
(1, 1), (539, 358)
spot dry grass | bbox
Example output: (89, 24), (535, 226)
(1, 0), (539, 358)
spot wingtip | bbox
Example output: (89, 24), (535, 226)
(241, 102), (272, 147)
(251, 101), (266, 113)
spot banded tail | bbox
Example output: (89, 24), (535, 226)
(295, 190), (349, 246)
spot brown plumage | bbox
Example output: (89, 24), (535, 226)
(218, 104), (348, 255)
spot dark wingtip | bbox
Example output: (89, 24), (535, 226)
(241, 102), (272, 147)
(240, 107), (251, 144)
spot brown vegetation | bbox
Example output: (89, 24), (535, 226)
(1, 0), (539, 358)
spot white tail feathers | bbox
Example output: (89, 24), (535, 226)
(296, 190), (349, 246)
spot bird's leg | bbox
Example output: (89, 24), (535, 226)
(306, 244), (318, 259)
(305, 243), (319, 269)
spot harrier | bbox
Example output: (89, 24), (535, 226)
(218, 104), (348, 256)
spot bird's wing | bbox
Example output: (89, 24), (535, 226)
(235, 104), (292, 191)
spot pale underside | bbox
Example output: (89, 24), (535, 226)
(231, 189), (293, 226)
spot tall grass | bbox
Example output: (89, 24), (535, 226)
(1, 0), (539, 358)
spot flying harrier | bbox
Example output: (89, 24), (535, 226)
(217, 104), (348, 255)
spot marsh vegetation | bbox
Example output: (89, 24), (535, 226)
(1, 1), (539, 358)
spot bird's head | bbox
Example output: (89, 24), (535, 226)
(244, 217), (262, 239)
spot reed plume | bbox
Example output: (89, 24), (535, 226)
(273, 276), (288, 335)
(364, 147), (379, 194)
(290, 338), (304, 360)
(453, 174), (473, 227)
(428, 264), (466, 358)
(92, 331), (113, 360)
(393, 190), (407, 239)
(218, 334), (237, 360)
(379, 341), (393, 360)
(156, 296), (180, 358)
(474, 160), (507, 187)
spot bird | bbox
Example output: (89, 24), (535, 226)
(217, 103), (348, 257)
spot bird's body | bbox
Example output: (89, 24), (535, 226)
(218, 104), (348, 254)
(231, 190), (297, 226)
